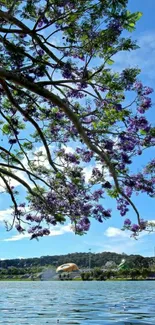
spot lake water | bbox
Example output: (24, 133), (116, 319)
(0, 281), (155, 324)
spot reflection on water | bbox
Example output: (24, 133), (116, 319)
(0, 281), (155, 324)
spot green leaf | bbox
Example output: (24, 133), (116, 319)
(140, 129), (147, 135)
(134, 12), (143, 22)
(107, 59), (114, 65)
(107, 189), (119, 198)
(2, 124), (10, 135)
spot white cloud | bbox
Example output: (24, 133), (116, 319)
(112, 31), (155, 80)
(0, 208), (13, 223)
(63, 145), (75, 154)
(148, 219), (155, 224)
(0, 170), (33, 191)
(83, 165), (93, 182)
(4, 233), (30, 242)
(0, 144), (56, 192)
(83, 162), (112, 184)
(104, 227), (129, 238)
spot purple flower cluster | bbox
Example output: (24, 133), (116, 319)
(144, 159), (155, 174)
(123, 218), (147, 236)
(123, 172), (154, 199)
(15, 224), (24, 233)
(15, 166), (112, 237)
(62, 62), (73, 79)
(64, 152), (80, 164)
(67, 89), (85, 98)
(93, 204), (111, 222)
(109, 19), (123, 36)
(37, 16), (49, 28)
(75, 217), (90, 233)
(92, 189), (104, 201)
(131, 224), (139, 232)
(119, 133), (136, 151)
(9, 138), (17, 145)
(124, 186), (133, 197)
(117, 198), (129, 216)
(134, 82), (153, 113)
(127, 116), (150, 133)
(76, 148), (93, 163)
(134, 82), (153, 96)
(124, 218), (131, 226)
(38, 49), (44, 56)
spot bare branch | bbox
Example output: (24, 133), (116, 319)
(0, 9), (65, 67)
(0, 79), (58, 173)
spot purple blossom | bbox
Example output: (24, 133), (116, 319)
(115, 104), (122, 111)
(42, 228), (50, 236)
(37, 17), (48, 28)
(121, 153), (132, 164)
(109, 19), (123, 35)
(37, 19), (44, 28)
(134, 81), (143, 91)
(119, 133), (136, 151)
(92, 168), (102, 178)
(16, 224), (24, 232)
(9, 138), (17, 144)
(76, 217), (90, 233)
(96, 216), (103, 223)
(131, 224), (139, 232)
(93, 189), (104, 200)
(125, 186), (132, 197)
(137, 107), (145, 114)
(141, 97), (152, 110)
(139, 219), (147, 230)
(103, 209), (111, 218)
(26, 214), (34, 221)
(117, 198), (129, 216)
(62, 62), (72, 79)
(102, 181), (112, 189)
(137, 149), (142, 155)
(104, 140), (113, 151)
(124, 218), (131, 226)
(82, 150), (93, 162)
(67, 89), (84, 98)
(55, 111), (64, 119)
(65, 153), (80, 164)
(143, 86), (153, 95)
(38, 49), (44, 56)
(76, 147), (83, 154)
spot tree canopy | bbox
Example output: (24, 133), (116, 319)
(0, 251), (152, 270)
(0, 0), (154, 239)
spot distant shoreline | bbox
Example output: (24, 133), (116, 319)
(0, 278), (155, 282)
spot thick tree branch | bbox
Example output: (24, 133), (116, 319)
(0, 28), (24, 34)
(0, 161), (51, 189)
(0, 167), (36, 196)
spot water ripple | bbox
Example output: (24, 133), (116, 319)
(0, 281), (155, 324)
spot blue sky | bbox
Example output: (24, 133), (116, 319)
(0, 0), (155, 260)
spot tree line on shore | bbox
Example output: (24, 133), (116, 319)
(0, 252), (154, 269)
(80, 267), (155, 281)
(0, 252), (154, 280)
